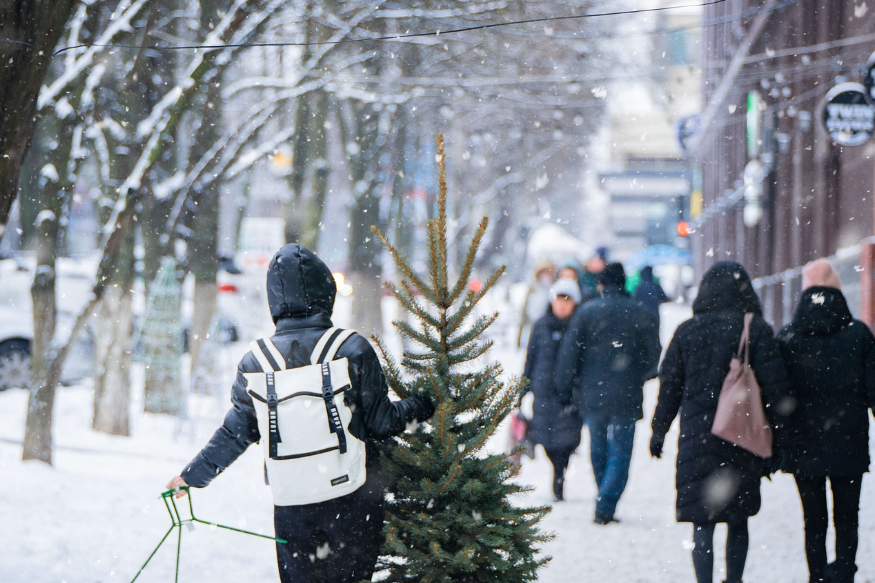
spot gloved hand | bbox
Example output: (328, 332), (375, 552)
(649, 433), (664, 459)
(411, 394), (436, 422)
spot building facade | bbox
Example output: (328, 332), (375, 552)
(694, 0), (875, 326)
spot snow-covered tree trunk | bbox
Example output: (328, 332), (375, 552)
(188, 0), (225, 374)
(299, 89), (330, 250)
(341, 97), (386, 336)
(21, 103), (78, 463)
(92, 230), (134, 431)
(283, 12), (315, 244)
(92, 283), (132, 436)
(22, 210), (59, 463)
(0, 0), (79, 237)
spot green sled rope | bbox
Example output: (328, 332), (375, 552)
(129, 486), (286, 582)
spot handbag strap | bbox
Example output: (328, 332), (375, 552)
(736, 312), (754, 365)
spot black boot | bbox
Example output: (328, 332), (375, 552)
(552, 475), (564, 502)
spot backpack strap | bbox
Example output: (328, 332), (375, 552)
(320, 362), (347, 454)
(250, 338), (286, 372)
(249, 339), (285, 460)
(265, 371), (282, 458)
(310, 327), (340, 364)
(318, 329), (355, 363)
(313, 328), (355, 455)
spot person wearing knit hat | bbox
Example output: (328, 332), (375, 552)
(778, 258), (874, 583)
(551, 277), (582, 305)
(801, 259), (841, 290)
(598, 262), (627, 293)
(554, 260), (661, 524)
(519, 276), (584, 502)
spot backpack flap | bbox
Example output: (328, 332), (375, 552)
(244, 359), (352, 458)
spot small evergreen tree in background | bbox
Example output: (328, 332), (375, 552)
(371, 134), (551, 582)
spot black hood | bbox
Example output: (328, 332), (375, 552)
(266, 244), (336, 323)
(791, 286), (853, 336)
(692, 261), (762, 315)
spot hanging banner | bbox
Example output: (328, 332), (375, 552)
(822, 82), (875, 146)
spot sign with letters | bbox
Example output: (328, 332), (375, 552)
(822, 82), (874, 146)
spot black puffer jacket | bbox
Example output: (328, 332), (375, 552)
(521, 308), (583, 451)
(554, 286), (661, 420)
(777, 286), (875, 477)
(651, 261), (792, 524)
(181, 244), (432, 490)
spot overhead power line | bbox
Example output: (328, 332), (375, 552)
(43, 0), (727, 57)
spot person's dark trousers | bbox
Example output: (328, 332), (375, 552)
(544, 446), (576, 500)
(691, 521), (749, 583)
(585, 412), (635, 519)
(274, 479), (385, 583)
(794, 474), (863, 583)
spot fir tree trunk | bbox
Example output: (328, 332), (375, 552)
(92, 284), (132, 436)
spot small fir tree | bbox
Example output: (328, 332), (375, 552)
(371, 134), (551, 583)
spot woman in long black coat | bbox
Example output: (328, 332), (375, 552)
(650, 261), (792, 583)
(777, 260), (875, 583)
(521, 277), (584, 502)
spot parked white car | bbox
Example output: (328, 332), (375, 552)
(0, 254), (96, 391)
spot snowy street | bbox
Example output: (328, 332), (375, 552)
(2, 302), (874, 582)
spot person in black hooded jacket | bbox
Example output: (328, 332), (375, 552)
(650, 261), (792, 583)
(777, 260), (875, 583)
(166, 244), (434, 583)
(555, 262), (661, 524)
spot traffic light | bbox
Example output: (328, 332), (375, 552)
(676, 220), (690, 237)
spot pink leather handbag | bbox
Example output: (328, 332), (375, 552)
(711, 312), (773, 458)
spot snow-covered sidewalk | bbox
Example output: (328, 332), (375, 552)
(1, 303), (874, 582)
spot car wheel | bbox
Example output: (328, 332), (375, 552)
(0, 339), (32, 391)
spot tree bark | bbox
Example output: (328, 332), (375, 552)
(22, 211), (59, 463)
(187, 0), (224, 374)
(0, 0), (79, 238)
(21, 103), (77, 463)
(92, 284), (132, 435)
(342, 98), (386, 337)
(299, 90), (330, 250)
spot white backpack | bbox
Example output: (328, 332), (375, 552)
(244, 327), (367, 506)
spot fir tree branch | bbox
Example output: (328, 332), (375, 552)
(372, 335), (410, 399)
(371, 224), (436, 304)
(447, 216), (489, 305)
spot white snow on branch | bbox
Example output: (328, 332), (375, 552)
(38, 0), (149, 110)
(374, 2), (508, 19)
(39, 165), (59, 183)
(35, 210), (57, 226)
(154, 172), (186, 202)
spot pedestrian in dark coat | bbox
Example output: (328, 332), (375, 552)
(166, 244), (434, 583)
(650, 261), (792, 583)
(777, 260), (875, 583)
(521, 277), (584, 501)
(555, 262), (661, 523)
(634, 265), (669, 328)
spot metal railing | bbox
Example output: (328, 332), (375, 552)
(752, 244), (863, 330)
